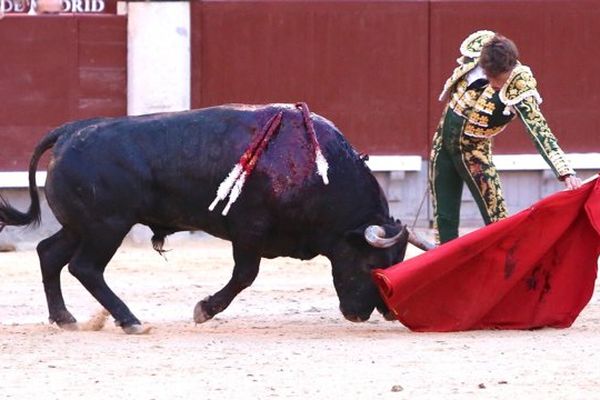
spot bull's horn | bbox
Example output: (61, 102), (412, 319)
(364, 225), (404, 248)
(407, 229), (436, 251)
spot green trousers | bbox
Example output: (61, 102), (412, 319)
(429, 109), (508, 244)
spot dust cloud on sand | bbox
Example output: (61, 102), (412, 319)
(1, 237), (599, 399)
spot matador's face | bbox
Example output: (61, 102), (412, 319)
(486, 69), (513, 91)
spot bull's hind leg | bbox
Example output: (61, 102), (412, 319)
(194, 245), (261, 323)
(37, 228), (79, 328)
(67, 223), (147, 334)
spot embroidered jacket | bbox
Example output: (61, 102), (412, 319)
(439, 30), (574, 178)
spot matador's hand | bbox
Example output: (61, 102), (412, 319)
(564, 175), (582, 190)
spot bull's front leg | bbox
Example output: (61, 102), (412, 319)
(194, 245), (261, 323)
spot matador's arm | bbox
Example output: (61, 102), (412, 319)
(501, 66), (575, 179)
(513, 97), (574, 179)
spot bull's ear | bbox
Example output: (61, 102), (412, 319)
(385, 223), (403, 237)
(344, 225), (370, 246)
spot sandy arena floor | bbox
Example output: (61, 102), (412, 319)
(0, 236), (599, 399)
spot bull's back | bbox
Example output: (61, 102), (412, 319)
(43, 108), (233, 225)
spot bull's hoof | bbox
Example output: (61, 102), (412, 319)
(122, 324), (153, 335)
(340, 306), (371, 323)
(49, 310), (77, 327)
(193, 297), (213, 324)
(343, 315), (370, 323)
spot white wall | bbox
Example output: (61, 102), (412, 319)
(127, 1), (190, 116)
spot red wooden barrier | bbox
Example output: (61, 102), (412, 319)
(1, 1), (598, 172)
(0, 15), (126, 171)
(191, 1), (430, 156)
(192, 0), (600, 157)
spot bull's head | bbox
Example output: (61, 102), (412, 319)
(329, 220), (408, 323)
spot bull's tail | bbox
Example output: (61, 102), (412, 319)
(0, 128), (63, 232)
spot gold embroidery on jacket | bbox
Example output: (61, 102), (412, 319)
(514, 97), (574, 177)
(463, 124), (506, 138)
(499, 65), (543, 106)
(448, 83), (505, 136)
(468, 113), (490, 127)
(473, 86), (496, 115)
(442, 63), (478, 102)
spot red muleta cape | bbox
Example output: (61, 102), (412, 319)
(372, 175), (600, 332)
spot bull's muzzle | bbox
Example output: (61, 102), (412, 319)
(340, 306), (372, 323)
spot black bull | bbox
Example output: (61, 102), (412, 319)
(0, 103), (426, 334)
